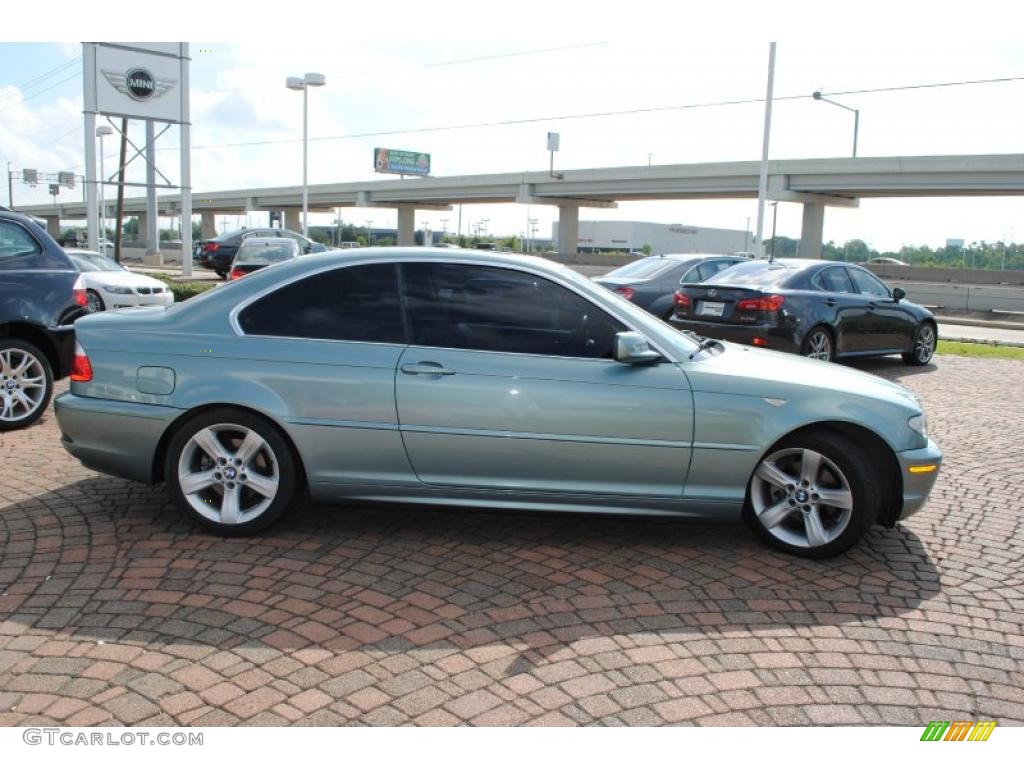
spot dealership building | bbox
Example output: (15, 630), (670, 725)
(552, 220), (753, 255)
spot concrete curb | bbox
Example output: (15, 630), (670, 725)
(935, 315), (1024, 331)
(939, 334), (1024, 349)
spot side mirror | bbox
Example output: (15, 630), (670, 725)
(301, 244), (312, 255)
(614, 331), (661, 365)
(891, 287), (906, 301)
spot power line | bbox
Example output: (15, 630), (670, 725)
(8, 56), (80, 95)
(0, 71), (81, 114)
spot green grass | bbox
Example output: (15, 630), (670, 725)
(937, 340), (1024, 360)
(137, 271), (218, 302)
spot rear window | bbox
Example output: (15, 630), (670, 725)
(605, 258), (676, 280)
(236, 243), (296, 264)
(706, 260), (799, 287)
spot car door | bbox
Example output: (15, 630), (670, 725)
(395, 261), (694, 498)
(848, 266), (917, 351)
(233, 262), (417, 488)
(810, 266), (871, 354)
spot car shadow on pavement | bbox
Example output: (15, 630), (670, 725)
(846, 357), (939, 380)
(0, 474), (941, 679)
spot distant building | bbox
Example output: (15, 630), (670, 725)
(552, 220), (752, 255)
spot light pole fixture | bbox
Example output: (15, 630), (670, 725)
(286, 72), (327, 237)
(96, 125), (114, 253)
(812, 90), (859, 158)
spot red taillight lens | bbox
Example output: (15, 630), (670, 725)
(72, 275), (88, 307)
(736, 294), (785, 311)
(229, 267), (246, 280)
(673, 291), (691, 309)
(614, 286), (635, 301)
(202, 242), (219, 252)
(70, 341), (93, 382)
(752, 337), (768, 347)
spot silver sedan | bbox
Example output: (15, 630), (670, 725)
(55, 249), (942, 558)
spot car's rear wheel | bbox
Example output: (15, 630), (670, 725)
(164, 408), (300, 535)
(216, 270), (228, 280)
(0, 339), (53, 431)
(903, 323), (936, 366)
(746, 430), (883, 558)
(86, 289), (105, 313)
(800, 326), (834, 362)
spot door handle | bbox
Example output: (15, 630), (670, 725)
(824, 298), (837, 307)
(401, 362), (455, 376)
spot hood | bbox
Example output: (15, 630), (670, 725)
(83, 270), (166, 290)
(684, 342), (919, 410)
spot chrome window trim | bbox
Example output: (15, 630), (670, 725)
(227, 255), (681, 364)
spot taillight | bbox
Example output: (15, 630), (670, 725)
(229, 267), (246, 280)
(72, 275), (88, 307)
(70, 341), (93, 382)
(614, 286), (635, 301)
(203, 242), (219, 252)
(673, 291), (691, 309)
(736, 294), (785, 311)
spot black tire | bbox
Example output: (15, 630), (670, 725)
(744, 429), (885, 559)
(902, 322), (936, 366)
(800, 325), (835, 362)
(163, 408), (301, 536)
(86, 289), (105, 313)
(0, 339), (54, 432)
(216, 270), (228, 280)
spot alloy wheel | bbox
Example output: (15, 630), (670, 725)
(177, 423), (280, 526)
(804, 330), (832, 361)
(86, 290), (104, 313)
(0, 348), (48, 424)
(915, 325), (935, 363)
(750, 447), (854, 550)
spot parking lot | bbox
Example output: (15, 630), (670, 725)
(0, 353), (1022, 727)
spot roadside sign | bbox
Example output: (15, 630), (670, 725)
(59, 171), (75, 189)
(23, 169), (37, 185)
(49, 184), (60, 196)
(374, 148), (430, 177)
(547, 132), (560, 152)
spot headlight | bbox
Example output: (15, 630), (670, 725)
(104, 286), (133, 295)
(908, 413), (928, 439)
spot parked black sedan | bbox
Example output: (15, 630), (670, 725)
(594, 253), (748, 319)
(669, 259), (937, 365)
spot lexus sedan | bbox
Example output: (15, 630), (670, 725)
(66, 250), (175, 312)
(55, 248), (942, 558)
(594, 254), (748, 319)
(670, 259), (937, 365)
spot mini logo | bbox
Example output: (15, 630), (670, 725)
(102, 68), (177, 102)
(920, 720), (996, 742)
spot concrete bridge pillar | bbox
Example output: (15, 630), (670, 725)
(557, 204), (579, 261)
(799, 202), (825, 260)
(284, 209), (302, 232)
(201, 211), (217, 239)
(397, 205), (415, 246)
(44, 215), (61, 241)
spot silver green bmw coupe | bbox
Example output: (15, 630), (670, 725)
(55, 249), (942, 558)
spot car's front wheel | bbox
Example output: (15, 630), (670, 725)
(746, 430), (884, 558)
(164, 408), (301, 535)
(0, 339), (53, 431)
(903, 323), (936, 366)
(86, 289), (105, 313)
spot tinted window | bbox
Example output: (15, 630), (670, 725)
(849, 267), (891, 298)
(605, 257), (676, 280)
(402, 263), (625, 359)
(703, 260), (797, 287)
(238, 263), (405, 343)
(0, 219), (63, 270)
(695, 258), (741, 282)
(236, 243), (296, 264)
(813, 266), (855, 293)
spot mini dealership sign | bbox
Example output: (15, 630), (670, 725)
(102, 67), (176, 102)
(374, 148), (431, 177)
(87, 43), (187, 123)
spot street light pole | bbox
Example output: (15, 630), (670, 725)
(96, 125), (114, 255)
(286, 72), (326, 237)
(812, 91), (859, 158)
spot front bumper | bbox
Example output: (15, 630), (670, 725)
(669, 316), (800, 353)
(896, 438), (943, 519)
(54, 392), (181, 483)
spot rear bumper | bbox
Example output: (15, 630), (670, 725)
(896, 439), (943, 519)
(669, 316), (800, 353)
(48, 324), (77, 380)
(54, 392), (181, 483)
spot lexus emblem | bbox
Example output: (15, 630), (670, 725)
(102, 68), (176, 102)
(707, 289), (717, 297)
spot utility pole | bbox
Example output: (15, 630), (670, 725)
(754, 42), (776, 260)
(6, 162), (12, 209)
(113, 118), (128, 263)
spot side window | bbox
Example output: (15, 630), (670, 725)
(813, 266), (855, 294)
(0, 220), (55, 270)
(680, 266), (700, 284)
(402, 263), (625, 359)
(238, 263), (405, 343)
(849, 267), (891, 298)
(696, 259), (736, 281)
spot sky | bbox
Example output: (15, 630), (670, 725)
(2, 1), (1024, 251)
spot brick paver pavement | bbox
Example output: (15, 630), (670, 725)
(1, 355), (1022, 726)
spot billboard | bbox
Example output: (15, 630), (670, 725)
(374, 148), (430, 177)
(85, 43), (187, 123)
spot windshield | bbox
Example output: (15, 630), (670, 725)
(237, 244), (295, 264)
(706, 261), (798, 287)
(604, 257), (677, 280)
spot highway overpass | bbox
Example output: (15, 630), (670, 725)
(19, 153), (1024, 260)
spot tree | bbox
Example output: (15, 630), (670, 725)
(641, 243), (652, 255)
(122, 217), (139, 238)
